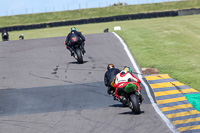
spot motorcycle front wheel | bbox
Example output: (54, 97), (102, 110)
(130, 94), (141, 114)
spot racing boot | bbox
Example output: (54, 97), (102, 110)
(81, 43), (86, 54)
(107, 87), (115, 95)
(113, 96), (117, 101)
(113, 95), (120, 101)
(107, 89), (112, 95)
(139, 94), (144, 104)
(67, 46), (74, 56)
(137, 90), (143, 103)
(71, 51), (75, 56)
(82, 47), (86, 54)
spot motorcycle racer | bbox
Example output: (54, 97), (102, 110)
(104, 64), (121, 95)
(19, 34), (24, 40)
(64, 27), (86, 56)
(113, 66), (143, 102)
(2, 29), (9, 41)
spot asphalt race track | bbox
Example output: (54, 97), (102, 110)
(0, 33), (173, 133)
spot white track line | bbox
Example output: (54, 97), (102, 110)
(112, 32), (179, 133)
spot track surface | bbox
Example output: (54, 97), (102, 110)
(0, 33), (172, 133)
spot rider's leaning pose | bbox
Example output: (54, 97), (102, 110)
(113, 66), (143, 101)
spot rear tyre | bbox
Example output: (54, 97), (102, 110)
(130, 94), (141, 114)
(75, 48), (83, 64)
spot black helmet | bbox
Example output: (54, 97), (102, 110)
(107, 64), (115, 70)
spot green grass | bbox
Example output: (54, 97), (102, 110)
(1, 0), (200, 27)
(7, 14), (200, 91)
(116, 15), (200, 91)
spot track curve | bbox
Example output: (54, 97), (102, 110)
(0, 33), (173, 133)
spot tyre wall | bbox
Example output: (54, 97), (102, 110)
(0, 8), (199, 32)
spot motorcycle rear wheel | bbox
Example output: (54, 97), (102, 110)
(75, 48), (83, 64)
(130, 94), (141, 114)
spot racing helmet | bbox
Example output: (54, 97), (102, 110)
(107, 64), (115, 70)
(123, 66), (132, 73)
(71, 27), (76, 31)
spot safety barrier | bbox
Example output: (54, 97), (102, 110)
(0, 8), (199, 32)
(178, 8), (200, 16)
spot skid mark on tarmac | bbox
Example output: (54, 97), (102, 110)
(145, 74), (200, 133)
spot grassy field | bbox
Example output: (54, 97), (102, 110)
(6, 14), (200, 91)
(116, 14), (200, 91)
(1, 0), (200, 27)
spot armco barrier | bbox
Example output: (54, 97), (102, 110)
(178, 8), (200, 16)
(0, 9), (192, 32)
(1, 8), (200, 32)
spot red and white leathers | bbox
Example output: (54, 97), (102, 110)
(114, 70), (141, 98)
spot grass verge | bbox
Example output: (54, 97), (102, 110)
(1, 0), (200, 27)
(116, 14), (200, 91)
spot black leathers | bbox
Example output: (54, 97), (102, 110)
(104, 68), (120, 87)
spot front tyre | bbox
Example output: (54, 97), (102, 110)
(75, 48), (83, 63)
(130, 94), (141, 114)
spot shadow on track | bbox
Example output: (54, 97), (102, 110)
(0, 82), (116, 116)
(109, 104), (145, 115)
(119, 110), (145, 115)
(109, 104), (126, 108)
(68, 61), (88, 64)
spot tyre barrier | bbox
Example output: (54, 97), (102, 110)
(1, 8), (199, 32)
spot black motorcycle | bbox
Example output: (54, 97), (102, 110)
(72, 42), (84, 64)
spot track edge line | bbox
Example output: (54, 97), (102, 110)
(112, 32), (179, 133)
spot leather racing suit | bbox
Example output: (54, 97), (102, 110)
(114, 70), (141, 98)
(65, 30), (86, 55)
